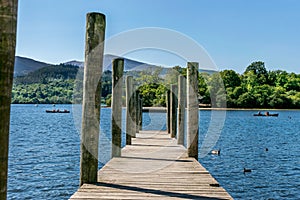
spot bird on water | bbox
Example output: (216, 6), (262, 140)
(243, 168), (252, 173)
(211, 149), (221, 155)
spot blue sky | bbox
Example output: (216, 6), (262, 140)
(16, 0), (300, 73)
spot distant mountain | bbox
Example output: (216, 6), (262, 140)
(14, 64), (80, 84)
(103, 54), (158, 71)
(14, 55), (216, 77)
(14, 56), (50, 76)
(199, 69), (219, 74)
(61, 54), (158, 71)
(13, 54), (158, 77)
(63, 60), (84, 68)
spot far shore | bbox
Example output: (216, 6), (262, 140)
(11, 104), (300, 111)
(141, 106), (300, 112)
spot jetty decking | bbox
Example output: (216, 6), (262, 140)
(70, 130), (233, 200)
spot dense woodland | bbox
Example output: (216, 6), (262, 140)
(12, 61), (300, 108)
(12, 64), (112, 104)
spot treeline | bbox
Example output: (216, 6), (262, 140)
(12, 61), (300, 108)
(14, 64), (79, 84)
(135, 61), (300, 108)
(211, 61), (300, 108)
(12, 64), (112, 104)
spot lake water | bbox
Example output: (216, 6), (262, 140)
(8, 104), (300, 199)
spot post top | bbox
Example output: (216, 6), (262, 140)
(113, 58), (125, 62)
(87, 12), (106, 18)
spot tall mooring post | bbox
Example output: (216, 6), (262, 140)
(0, 1), (18, 199)
(170, 84), (178, 138)
(132, 85), (137, 138)
(138, 97), (143, 130)
(80, 13), (105, 186)
(111, 58), (124, 157)
(166, 90), (171, 134)
(139, 95), (143, 130)
(187, 62), (199, 160)
(177, 75), (186, 145)
(126, 76), (134, 145)
(136, 90), (140, 133)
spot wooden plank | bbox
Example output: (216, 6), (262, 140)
(70, 131), (233, 200)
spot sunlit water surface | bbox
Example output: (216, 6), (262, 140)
(8, 105), (300, 199)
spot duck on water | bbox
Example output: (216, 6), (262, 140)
(211, 149), (221, 155)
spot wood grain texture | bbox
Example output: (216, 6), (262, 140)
(80, 12), (105, 186)
(70, 131), (233, 200)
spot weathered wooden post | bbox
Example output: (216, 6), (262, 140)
(126, 76), (134, 145)
(187, 62), (199, 160)
(111, 58), (124, 157)
(0, 1), (18, 199)
(138, 97), (143, 130)
(80, 13), (105, 186)
(170, 84), (178, 138)
(166, 90), (171, 134)
(132, 85), (137, 138)
(135, 90), (140, 133)
(177, 75), (186, 145)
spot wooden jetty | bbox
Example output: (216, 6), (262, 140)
(70, 130), (233, 200)
(72, 12), (233, 200)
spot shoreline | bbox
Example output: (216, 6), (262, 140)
(11, 104), (300, 111)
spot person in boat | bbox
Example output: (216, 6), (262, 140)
(258, 111), (262, 116)
(265, 111), (269, 116)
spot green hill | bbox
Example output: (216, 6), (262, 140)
(14, 64), (80, 84)
(12, 64), (113, 104)
(14, 56), (50, 76)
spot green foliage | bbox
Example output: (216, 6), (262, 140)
(164, 66), (184, 86)
(138, 83), (166, 107)
(11, 60), (300, 109)
(105, 94), (112, 107)
(244, 61), (268, 85)
(196, 62), (300, 108)
(12, 65), (113, 104)
(206, 73), (226, 107)
(220, 70), (241, 88)
(12, 79), (75, 104)
(135, 67), (164, 85)
(14, 64), (79, 84)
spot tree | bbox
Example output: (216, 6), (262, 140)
(284, 73), (300, 91)
(236, 92), (257, 108)
(244, 61), (268, 85)
(220, 70), (241, 88)
(287, 90), (300, 108)
(138, 83), (162, 106)
(245, 61), (267, 75)
(0, 1), (18, 199)
(135, 67), (164, 85)
(207, 73), (226, 107)
(165, 66), (182, 85)
(268, 70), (288, 87)
(198, 72), (208, 97)
(268, 87), (291, 108)
(252, 85), (274, 108)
